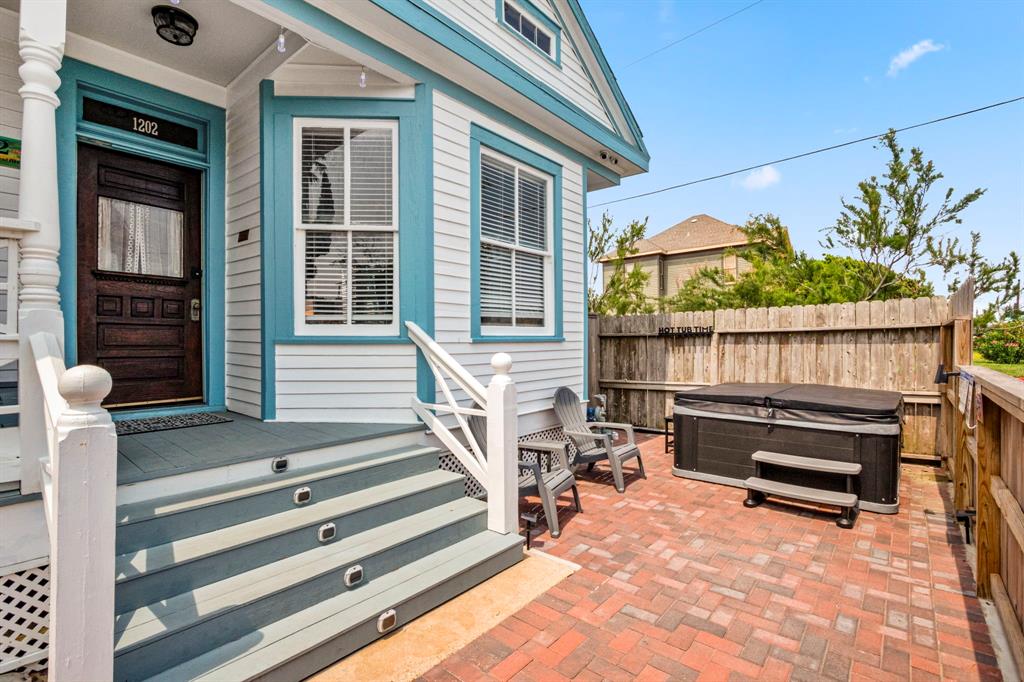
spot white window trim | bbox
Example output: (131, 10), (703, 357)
(479, 147), (554, 337)
(292, 117), (400, 336)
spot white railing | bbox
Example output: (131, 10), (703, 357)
(406, 322), (518, 534)
(30, 331), (117, 682)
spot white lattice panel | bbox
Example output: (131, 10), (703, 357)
(439, 426), (573, 499)
(0, 562), (49, 674)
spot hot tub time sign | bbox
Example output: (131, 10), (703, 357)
(658, 325), (714, 337)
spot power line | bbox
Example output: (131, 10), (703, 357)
(623, 0), (765, 68)
(590, 96), (1024, 209)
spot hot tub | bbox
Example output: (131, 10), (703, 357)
(672, 383), (902, 514)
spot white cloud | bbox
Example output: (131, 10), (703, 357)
(887, 39), (945, 76)
(740, 165), (781, 190)
(657, 0), (674, 24)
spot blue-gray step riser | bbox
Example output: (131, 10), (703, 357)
(115, 478), (465, 614)
(113, 510), (487, 682)
(256, 542), (523, 682)
(116, 451), (440, 554)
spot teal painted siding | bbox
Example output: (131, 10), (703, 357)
(258, 83), (435, 420)
(468, 124), (563, 343)
(54, 58), (226, 412)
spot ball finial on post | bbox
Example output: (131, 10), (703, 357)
(490, 352), (512, 376)
(58, 364), (113, 408)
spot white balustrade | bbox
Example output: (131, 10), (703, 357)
(31, 332), (116, 682)
(406, 322), (519, 534)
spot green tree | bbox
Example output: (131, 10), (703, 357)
(588, 211), (655, 316)
(663, 214), (931, 312)
(821, 130), (984, 301)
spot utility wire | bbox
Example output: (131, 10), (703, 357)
(590, 96), (1024, 209)
(624, 0), (766, 68)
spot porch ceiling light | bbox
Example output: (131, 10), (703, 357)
(152, 5), (198, 46)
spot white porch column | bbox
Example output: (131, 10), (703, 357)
(485, 352), (518, 534)
(17, 0), (67, 494)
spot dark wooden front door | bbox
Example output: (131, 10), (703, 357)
(77, 145), (203, 408)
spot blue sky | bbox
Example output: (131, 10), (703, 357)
(583, 0), (1024, 299)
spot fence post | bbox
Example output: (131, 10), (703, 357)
(48, 365), (116, 682)
(975, 395), (1001, 599)
(485, 352), (517, 534)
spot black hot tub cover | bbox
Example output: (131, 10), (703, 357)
(675, 383), (903, 426)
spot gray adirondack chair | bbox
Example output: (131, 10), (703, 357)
(467, 412), (582, 538)
(554, 386), (646, 493)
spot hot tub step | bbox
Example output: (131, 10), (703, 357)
(751, 450), (862, 475)
(744, 477), (858, 528)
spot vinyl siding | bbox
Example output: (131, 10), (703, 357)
(274, 343), (419, 423)
(603, 254), (660, 300)
(664, 252), (724, 295)
(224, 87), (262, 417)
(0, 13), (20, 219)
(424, 0), (613, 131)
(433, 90), (584, 426)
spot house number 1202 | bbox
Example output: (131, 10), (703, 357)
(132, 117), (159, 136)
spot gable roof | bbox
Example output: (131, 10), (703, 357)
(599, 214), (748, 261)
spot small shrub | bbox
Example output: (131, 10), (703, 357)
(975, 321), (1024, 364)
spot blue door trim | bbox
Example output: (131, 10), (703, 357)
(55, 58), (226, 413)
(258, 82), (435, 420)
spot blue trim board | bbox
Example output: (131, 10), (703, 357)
(260, 0), (645, 173)
(582, 164), (589, 400)
(374, 0), (645, 168)
(55, 58), (226, 412)
(258, 83), (436, 419)
(495, 0), (562, 67)
(469, 124), (563, 343)
(564, 0), (647, 156)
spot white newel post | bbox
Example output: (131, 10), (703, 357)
(485, 353), (518, 534)
(17, 0), (67, 494)
(48, 365), (116, 682)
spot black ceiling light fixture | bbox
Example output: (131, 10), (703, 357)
(151, 5), (198, 46)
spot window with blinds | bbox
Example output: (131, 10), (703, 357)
(294, 119), (398, 334)
(479, 150), (552, 331)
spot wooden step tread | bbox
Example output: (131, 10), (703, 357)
(117, 444), (441, 526)
(144, 531), (524, 682)
(745, 477), (858, 507)
(752, 450), (861, 475)
(114, 497), (486, 654)
(115, 469), (463, 582)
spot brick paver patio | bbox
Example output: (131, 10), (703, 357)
(423, 435), (1001, 681)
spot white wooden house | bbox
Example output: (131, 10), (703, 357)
(0, 0), (646, 678)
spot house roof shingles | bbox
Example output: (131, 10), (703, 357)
(600, 214), (748, 261)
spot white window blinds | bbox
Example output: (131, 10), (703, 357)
(295, 119), (398, 333)
(479, 151), (551, 330)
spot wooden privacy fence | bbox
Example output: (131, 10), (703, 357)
(589, 294), (961, 458)
(951, 365), (1024, 675)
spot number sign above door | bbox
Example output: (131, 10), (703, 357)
(82, 97), (199, 150)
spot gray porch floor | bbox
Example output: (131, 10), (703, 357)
(116, 413), (422, 485)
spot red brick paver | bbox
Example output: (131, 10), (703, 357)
(424, 436), (1001, 681)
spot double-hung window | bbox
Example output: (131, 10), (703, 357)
(479, 149), (553, 333)
(294, 118), (398, 335)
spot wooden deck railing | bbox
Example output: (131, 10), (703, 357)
(952, 364), (1024, 674)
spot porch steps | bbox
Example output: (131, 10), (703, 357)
(146, 532), (523, 682)
(111, 441), (524, 681)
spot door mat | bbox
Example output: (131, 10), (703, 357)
(115, 412), (233, 436)
(307, 550), (578, 682)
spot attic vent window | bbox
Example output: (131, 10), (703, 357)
(502, 1), (553, 57)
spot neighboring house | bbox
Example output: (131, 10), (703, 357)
(600, 214), (751, 300)
(0, 0), (647, 678)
